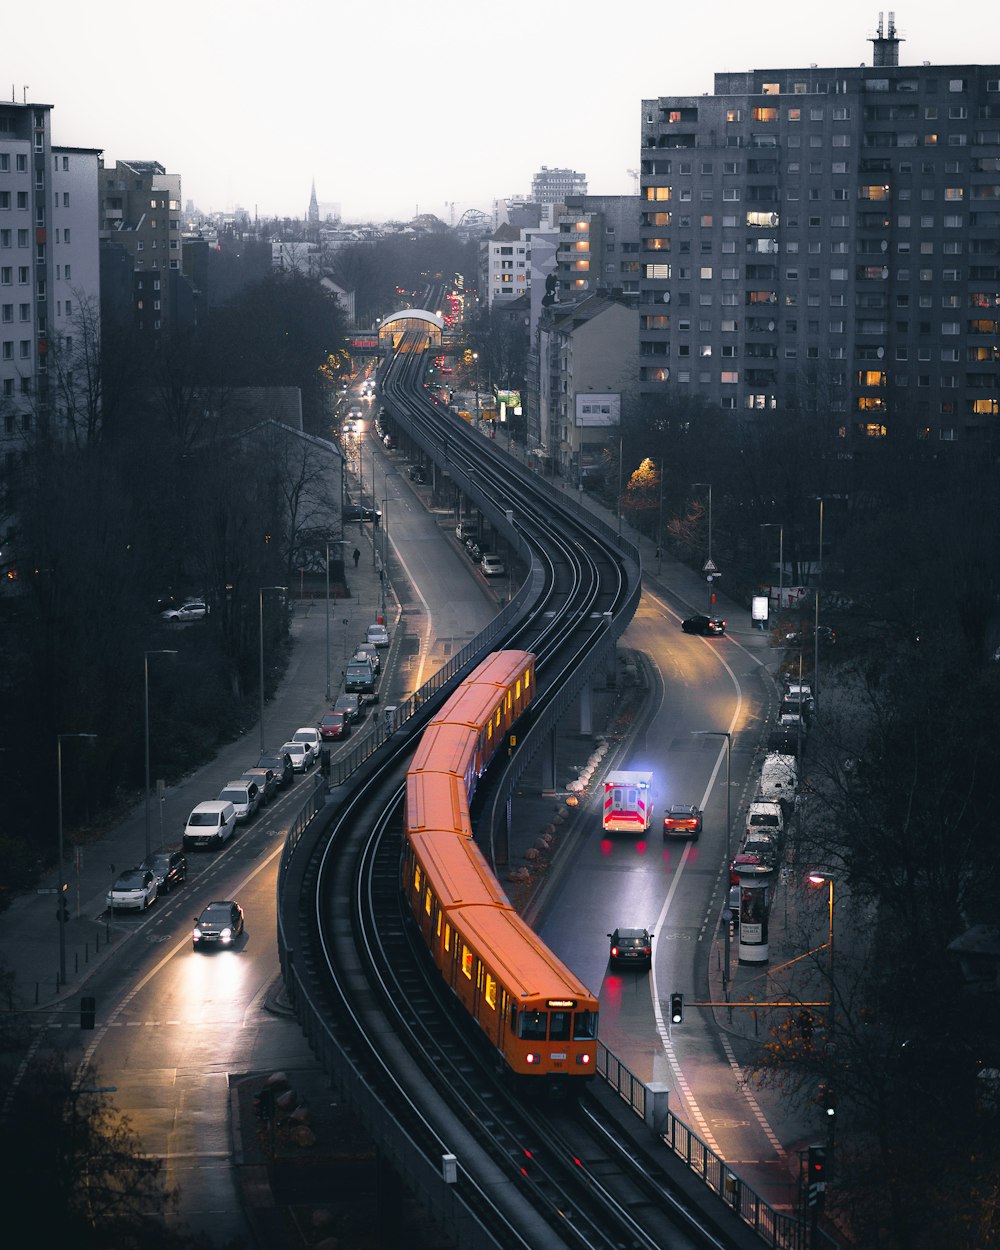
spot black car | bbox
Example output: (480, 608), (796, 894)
(408, 465), (427, 484)
(343, 503), (381, 523)
(681, 615), (726, 636)
(192, 900), (245, 949)
(140, 849), (187, 893)
(257, 751), (294, 788)
(607, 927), (654, 969)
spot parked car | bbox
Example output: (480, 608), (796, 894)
(480, 553), (506, 577)
(218, 780), (261, 822)
(681, 615), (726, 636)
(281, 741), (313, 772)
(292, 727), (322, 764)
(242, 767), (278, 804)
(607, 927), (654, 970)
(183, 800), (237, 850)
(343, 503), (381, 523)
(785, 624), (837, 646)
(353, 643), (380, 673)
(318, 711), (349, 740)
(366, 623), (389, 648)
(334, 693), (363, 723)
(345, 659), (378, 696)
(465, 540), (482, 562)
(192, 900), (244, 949)
(258, 751), (294, 788)
(383, 433), (398, 450)
(107, 867), (158, 912)
(140, 850), (187, 893)
(662, 803), (703, 839)
(161, 600), (208, 622)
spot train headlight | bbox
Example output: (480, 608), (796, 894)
(525, 1052), (541, 1066)
(576, 1053), (592, 1065)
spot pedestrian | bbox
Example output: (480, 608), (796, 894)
(352, 547), (361, 568)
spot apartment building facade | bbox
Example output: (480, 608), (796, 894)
(0, 100), (100, 472)
(531, 166), (587, 205)
(638, 24), (1000, 443)
(99, 159), (186, 342)
(556, 195), (642, 301)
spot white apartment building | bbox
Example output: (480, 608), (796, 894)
(0, 100), (100, 472)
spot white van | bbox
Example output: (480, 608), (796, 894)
(759, 753), (798, 810)
(183, 800), (237, 850)
(745, 799), (785, 840)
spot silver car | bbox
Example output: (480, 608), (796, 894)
(107, 868), (158, 912)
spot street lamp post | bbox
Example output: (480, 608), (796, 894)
(761, 522), (784, 612)
(144, 650), (177, 861)
(692, 483), (713, 607)
(325, 540), (331, 702)
(258, 586), (287, 755)
(617, 436), (624, 535)
(472, 351), (479, 423)
(693, 730), (732, 994)
(807, 871), (836, 1038)
(814, 497), (824, 712)
(57, 732), (97, 985)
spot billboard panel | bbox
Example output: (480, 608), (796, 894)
(575, 393), (620, 428)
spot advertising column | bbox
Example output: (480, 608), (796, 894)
(736, 861), (773, 965)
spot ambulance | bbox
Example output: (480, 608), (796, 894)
(602, 771), (654, 834)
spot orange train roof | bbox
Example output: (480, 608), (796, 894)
(434, 681), (505, 732)
(463, 650), (534, 691)
(448, 903), (598, 1007)
(408, 831), (509, 910)
(409, 720), (480, 779)
(405, 770), (471, 837)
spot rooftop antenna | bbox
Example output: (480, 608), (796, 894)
(870, 10), (903, 67)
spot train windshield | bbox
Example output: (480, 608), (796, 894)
(549, 1011), (572, 1041)
(518, 1010), (548, 1041)
(573, 1010), (598, 1040)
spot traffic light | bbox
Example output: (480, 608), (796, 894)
(670, 992), (684, 1024)
(807, 1145), (828, 1206)
(80, 996), (96, 1030)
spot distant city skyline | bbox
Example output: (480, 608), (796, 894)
(8, 0), (994, 223)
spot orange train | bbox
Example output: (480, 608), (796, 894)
(401, 650), (599, 1081)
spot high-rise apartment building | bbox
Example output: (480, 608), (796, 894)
(639, 19), (1000, 443)
(0, 100), (100, 469)
(556, 195), (642, 301)
(531, 166), (587, 205)
(99, 159), (186, 342)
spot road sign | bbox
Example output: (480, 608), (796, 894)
(36, 887), (59, 895)
(702, 558), (719, 574)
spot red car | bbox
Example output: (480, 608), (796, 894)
(318, 711), (349, 741)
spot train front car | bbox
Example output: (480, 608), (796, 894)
(445, 904), (599, 1084)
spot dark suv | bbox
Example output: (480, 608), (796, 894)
(140, 849), (187, 893)
(258, 750), (294, 788)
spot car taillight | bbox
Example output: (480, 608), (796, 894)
(611, 946), (619, 958)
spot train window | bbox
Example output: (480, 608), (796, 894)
(518, 1010), (548, 1041)
(506, 691), (512, 711)
(444, 922), (452, 952)
(413, 863), (421, 894)
(424, 886), (432, 917)
(573, 1011), (598, 1040)
(524, 668), (531, 689)
(515, 678), (521, 699)
(494, 709), (501, 729)
(485, 973), (497, 1009)
(435, 911), (442, 938)
(461, 946), (474, 980)
(550, 1011), (571, 1041)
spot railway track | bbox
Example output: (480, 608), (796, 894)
(277, 335), (758, 1248)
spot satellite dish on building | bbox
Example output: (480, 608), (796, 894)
(876, 346), (885, 358)
(662, 291), (671, 303)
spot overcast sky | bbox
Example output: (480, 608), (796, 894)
(7, 1), (993, 223)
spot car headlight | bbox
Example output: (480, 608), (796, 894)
(220, 927), (233, 941)
(192, 927), (202, 939)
